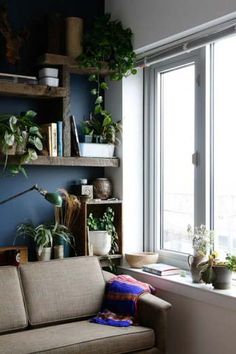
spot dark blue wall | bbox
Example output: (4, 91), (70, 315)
(0, 0), (104, 248)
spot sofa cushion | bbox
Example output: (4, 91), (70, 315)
(0, 320), (155, 354)
(0, 266), (27, 334)
(19, 257), (105, 326)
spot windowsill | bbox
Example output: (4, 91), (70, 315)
(119, 266), (236, 311)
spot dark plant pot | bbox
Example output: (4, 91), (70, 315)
(212, 266), (232, 289)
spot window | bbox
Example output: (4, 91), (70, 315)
(145, 34), (236, 261)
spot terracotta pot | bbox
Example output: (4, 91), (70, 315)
(93, 178), (112, 200)
(188, 254), (207, 283)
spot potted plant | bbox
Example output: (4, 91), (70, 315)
(0, 110), (43, 176)
(79, 114), (122, 157)
(87, 207), (118, 256)
(198, 252), (236, 289)
(77, 14), (135, 157)
(187, 224), (214, 283)
(15, 222), (75, 261)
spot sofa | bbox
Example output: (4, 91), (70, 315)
(0, 256), (171, 354)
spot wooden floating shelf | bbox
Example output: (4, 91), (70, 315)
(0, 82), (67, 99)
(98, 254), (122, 260)
(38, 53), (112, 76)
(87, 199), (122, 205)
(3, 156), (119, 168)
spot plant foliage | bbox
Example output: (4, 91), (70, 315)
(77, 14), (136, 144)
(87, 206), (119, 254)
(15, 222), (75, 256)
(0, 110), (43, 176)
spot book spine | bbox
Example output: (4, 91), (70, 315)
(71, 115), (80, 156)
(51, 123), (57, 157)
(57, 121), (63, 157)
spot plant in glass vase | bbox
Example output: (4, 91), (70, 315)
(187, 224), (214, 283)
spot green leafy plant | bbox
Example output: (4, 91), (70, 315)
(77, 14), (136, 143)
(15, 222), (75, 256)
(0, 110), (43, 176)
(81, 112), (122, 145)
(87, 207), (119, 254)
(77, 13), (137, 80)
(198, 252), (236, 284)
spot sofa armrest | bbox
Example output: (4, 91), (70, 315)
(137, 293), (172, 354)
(102, 270), (115, 283)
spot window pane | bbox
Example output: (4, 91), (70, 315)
(214, 36), (236, 256)
(161, 64), (195, 253)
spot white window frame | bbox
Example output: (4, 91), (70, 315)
(144, 49), (206, 268)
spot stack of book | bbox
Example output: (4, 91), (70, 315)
(142, 263), (181, 276)
(41, 122), (63, 157)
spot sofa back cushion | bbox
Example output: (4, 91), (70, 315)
(0, 266), (27, 334)
(19, 256), (105, 326)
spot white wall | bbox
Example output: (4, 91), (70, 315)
(105, 69), (144, 254)
(105, 0), (236, 52)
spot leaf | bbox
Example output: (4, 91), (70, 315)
(25, 110), (37, 119)
(103, 116), (112, 127)
(88, 74), (96, 82)
(4, 131), (15, 146)
(33, 137), (43, 151)
(9, 116), (17, 131)
(95, 96), (103, 104)
(94, 104), (102, 115)
(29, 126), (39, 134)
(100, 82), (108, 90)
(91, 88), (97, 95)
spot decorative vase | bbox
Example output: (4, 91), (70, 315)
(37, 247), (52, 261)
(212, 266), (232, 289)
(88, 231), (111, 256)
(188, 254), (207, 283)
(65, 17), (83, 59)
(93, 178), (112, 200)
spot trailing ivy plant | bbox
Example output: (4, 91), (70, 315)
(77, 14), (136, 143)
(0, 110), (43, 177)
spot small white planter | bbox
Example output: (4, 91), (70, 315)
(88, 231), (111, 256)
(37, 247), (52, 261)
(80, 143), (115, 158)
(39, 68), (59, 78)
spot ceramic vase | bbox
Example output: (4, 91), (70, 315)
(188, 254), (207, 283)
(66, 17), (83, 59)
(37, 247), (52, 261)
(93, 178), (112, 200)
(88, 231), (111, 256)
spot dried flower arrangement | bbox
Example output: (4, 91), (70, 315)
(55, 189), (81, 233)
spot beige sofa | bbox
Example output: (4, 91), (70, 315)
(0, 256), (171, 354)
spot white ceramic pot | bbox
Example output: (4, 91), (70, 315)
(88, 231), (111, 256)
(37, 247), (52, 261)
(79, 143), (115, 158)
